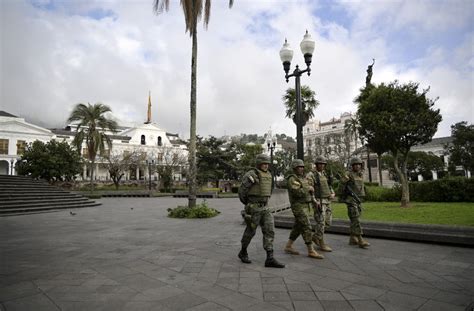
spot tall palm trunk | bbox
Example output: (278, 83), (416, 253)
(89, 159), (94, 192)
(188, 23), (198, 208)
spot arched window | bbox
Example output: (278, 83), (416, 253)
(158, 136), (162, 146)
(141, 135), (146, 145)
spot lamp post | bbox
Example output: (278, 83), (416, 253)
(146, 158), (154, 191)
(267, 140), (276, 189)
(280, 30), (315, 160)
(10, 159), (14, 175)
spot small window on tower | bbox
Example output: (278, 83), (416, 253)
(158, 136), (162, 146)
(141, 135), (146, 145)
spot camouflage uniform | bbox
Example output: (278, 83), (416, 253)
(284, 159), (323, 259)
(341, 157), (370, 248)
(238, 154), (285, 268)
(308, 170), (333, 240)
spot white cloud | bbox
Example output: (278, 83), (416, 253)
(1, 0), (472, 141)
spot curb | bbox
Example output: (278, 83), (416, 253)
(274, 213), (474, 247)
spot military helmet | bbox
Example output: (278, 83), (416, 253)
(291, 159), (305, 169)
(314, 156), (327, 164)
(256, 154), (271, 166)
(350, 157), (363, 166)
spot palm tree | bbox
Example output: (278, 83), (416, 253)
(282, 85), (320, 126)
(153, 0), (234, 208)
(68, 103), (118, 191)
(344, 116), (359, 153)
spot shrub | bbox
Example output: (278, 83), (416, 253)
(167, 201), (220, 218)
(231, 186), (239, 193)
(364, 185), (400, 202)
(409, 177), (474, 202)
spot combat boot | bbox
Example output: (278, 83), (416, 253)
(349, 235), (359, 245)
(357, 236), (370, 249)
(238, 249), (251, 264)
(307, 244), (324, 259)
(317, 238), (332, 252)
(284, 240), (300, 255)
(264, 250), (285, 268)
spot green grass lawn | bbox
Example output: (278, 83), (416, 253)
(331, 202), (474, 227)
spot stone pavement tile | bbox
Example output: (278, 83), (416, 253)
(437, 259), (471, 269)
(240, 291), (263, 300)
(403, 268), (445, 282)
(263, 291), (291, 302)
(348, 299), (384, 311)
(132, 285), (185, 301)
(428, 290), (473, 307)
(261, 277), (285, 284)
(238, 282), (262, 292)
(376, 291), (427, 310)
(294, 300), (324, 311)
(340, 284), (386, 299)
(239, 277), (260, 285)
(315, 291), (346, 301)
(263, 283), (287, 292)
(0, 281), (41, 302)
(429, 280), (465, 292)
(3, 293), (59, 311)
(386, 269), (424, 283)
(155, 292), (207, 310)
(418, 299), (467, 311)
(185, 301), (231, 311)
(288, 291), (317, 300)
(213, 292), (261, 309)
(219, 272), (239, 278)
(115, 273), (167, 291)
(270, 301), (294, 310)
(240, 271), (260, 278)
(320, 300), (354, 311)
(181, 284), (236, 301)
(309, 276), (354, 291)
(119, 301), (171, 311)
(286, 282), (313, 292)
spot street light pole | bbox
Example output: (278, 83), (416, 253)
(280, 30), (315, 160)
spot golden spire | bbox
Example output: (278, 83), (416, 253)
(146, 91), (152, 124)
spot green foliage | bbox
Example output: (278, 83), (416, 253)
(446, 121), (473, 173)
(17, 140), (82, 182)
(356, 81), (442, 206)
(282, 85), (320, 126)
(364, 185), (401, 202)
(197, 136), (238, 186)
(409, 177), (474, 202)
(167, 201), (220, 218)
(383, 151), (445, 181)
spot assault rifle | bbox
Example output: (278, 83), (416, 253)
(313, 173), (323, 212)
(345, 180), (361, 205)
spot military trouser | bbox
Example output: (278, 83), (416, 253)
(289, 202), (314, 245)
(313, 198), (332, 240)
(241, 203), (275, 251)
(346, 202), (363, 235)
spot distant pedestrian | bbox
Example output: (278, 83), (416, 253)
(238, 154), (285, 268)
(340, 157), (370, 248)
(284, 159), (324, 259)
(307, 156), (334, 252)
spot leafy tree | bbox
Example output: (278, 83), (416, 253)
(196, 136), (236, 187)
(357, 81), (442, 207)
(273, 148), (296, 179)
(154, 146), (188, 192)
(282, 85), (320, 126)
(104, 150), (139, 190)
(68, 103), (118, 191)
(383, 152), (444, 181)
(447, 121), (473, 175)
(17, 140), (82, 182)
(153, 0), (234, 208)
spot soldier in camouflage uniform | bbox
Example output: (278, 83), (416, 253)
(238, 154), (285, 268)
(284, 159), (324, 259)
(307, 156), (334, 252)
(340, 157), (370, 248)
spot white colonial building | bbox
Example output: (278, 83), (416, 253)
(0, 104), (188, 182)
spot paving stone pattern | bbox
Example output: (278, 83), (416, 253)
(1, 197), (473, 311)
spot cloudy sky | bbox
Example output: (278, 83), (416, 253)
(1, 0), (473, 139)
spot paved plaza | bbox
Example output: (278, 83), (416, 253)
(1, 197), (473, 311)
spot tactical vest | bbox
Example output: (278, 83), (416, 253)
(349, 171), (365, 197)
(247, 169), (272, 198)
(287, 174), (312, 204)
(314, 172), (331, 198)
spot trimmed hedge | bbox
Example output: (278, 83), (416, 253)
(363, 177), (474, 202)
(409, 177), (474, 202)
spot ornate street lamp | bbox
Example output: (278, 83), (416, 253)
(280, 30), (315, 160)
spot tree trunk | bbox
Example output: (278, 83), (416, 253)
(377, 153), (383, 186)
(393, 152), (410, 207)
(89, 160), (94, 193)
(188, 25), (198, 208)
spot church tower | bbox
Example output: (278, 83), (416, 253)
(145, 91), (152, 124)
